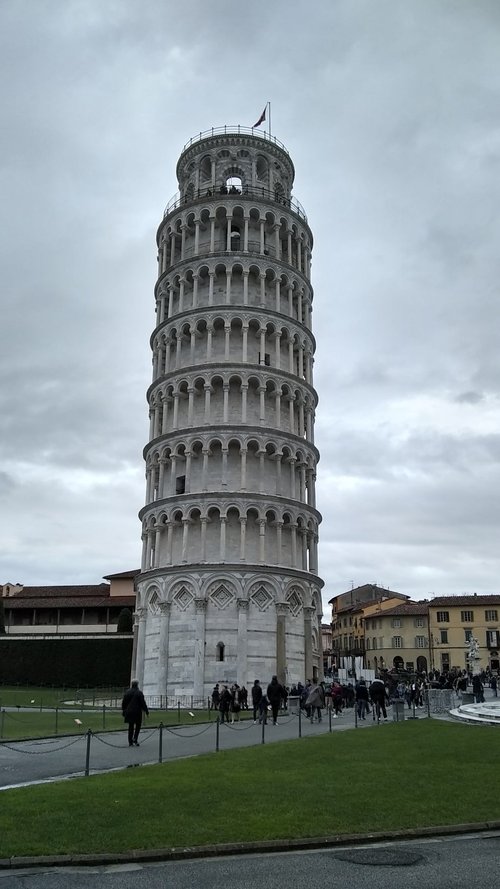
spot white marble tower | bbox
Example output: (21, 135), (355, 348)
(134, 126), (323, 701)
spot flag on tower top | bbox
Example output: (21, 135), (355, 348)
(253, 106), (266, 128)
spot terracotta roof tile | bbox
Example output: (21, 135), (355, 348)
(11, 584), (112, 599)
(4, 596), (135, 609)
(429, 595), (500, 607)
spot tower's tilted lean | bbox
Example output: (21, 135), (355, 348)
(134, 126), (323, 700)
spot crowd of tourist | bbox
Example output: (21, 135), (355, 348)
(209, 667), (497, 726)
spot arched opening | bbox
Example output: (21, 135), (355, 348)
(216, 641), (225, 662)
(393, 656), (404, 671)
(226, 175), (242, 193)
(416, 656), (428, 674)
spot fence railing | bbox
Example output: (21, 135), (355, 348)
(180, 126), (291, 156)
(163, 183), (307, 223)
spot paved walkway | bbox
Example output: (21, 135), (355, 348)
(0, 706), (404, 789)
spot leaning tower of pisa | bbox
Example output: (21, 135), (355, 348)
(134, 126), (323, 702)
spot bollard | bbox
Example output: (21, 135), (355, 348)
(329, 706), (332, 732)
(354, 706), (358, 728)
(158, 722), (164, 763)
(298, 705), (302, 738)
(0, 709), (4, 739)
(177, 701), (181, 724)
(426, 690), (431, 718)
(102, 704), (106, 731)
(261, 716), (265, 745)
(55, 706), (59, 736)
(215, 716), (220, 752)
(85, 729), (92, 777)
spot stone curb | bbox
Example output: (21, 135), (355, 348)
(2, 821), (500, 870)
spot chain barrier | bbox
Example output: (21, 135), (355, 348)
(164, 722), (213, 738)
(0, 735), (84, 755)
(0, 706), (391, 782)
(91, 734), (131, 749)
(220, 719), (257, 732)
(274, 712), (297, 725)
(2, 711), (45, 723)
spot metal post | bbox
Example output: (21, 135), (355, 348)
(261, 716), (265, 745)
(298, 704), (302, 738)
(85, 729), (92, 777)
(329, 706), (333, 733)
(215, 716), (220, 752)
(55, 706), (59, 736)
(426, 689), (431, 718)
(102, 704), (106, 730)
(158, 722), (164, 763)
(0, 709), (4, 738)
(177, 701), (181, 724)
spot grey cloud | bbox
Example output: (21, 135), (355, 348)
(1, 0), (499, 605)
(455, 391), (484, 404)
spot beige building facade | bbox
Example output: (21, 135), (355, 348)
(428, 595), (500, 674)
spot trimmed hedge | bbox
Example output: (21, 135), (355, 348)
(0, 637), (133, 686)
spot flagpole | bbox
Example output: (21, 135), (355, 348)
(268, 101), (272, 137)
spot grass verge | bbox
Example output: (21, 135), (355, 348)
(1, 720), (499, 857)
(0, 707), (231, 741)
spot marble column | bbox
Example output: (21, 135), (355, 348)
(303, 606), (315, 683)
(237, 599), (249, 687)
(136, 607), (147, 686)
(193, 599), (207, 702)
(157, 602), (171, 696)
(276, 603), (287, 686)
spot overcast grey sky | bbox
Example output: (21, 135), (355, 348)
(1, 0), (499, 614)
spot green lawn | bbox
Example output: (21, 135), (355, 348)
(0, 686), (126, 710)
(0, 684), (235, 740)
(0, 706), (231, 740)
(1, 721), (499, 858)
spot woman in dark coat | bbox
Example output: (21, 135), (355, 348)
(121, 679), (149, 746)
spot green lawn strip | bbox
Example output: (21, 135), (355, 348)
(0, 708), (249, 741)
(1, 721), (499, 858)
(0, 687), (125, 709)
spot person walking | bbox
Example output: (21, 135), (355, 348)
(355, 677), (369, 720)
(267, 675), (284, 725)
(472, 674), (485, 703)
(369, 677), (389, 721)
(230, 684), (241, 723)
(219, 685), (232, 723)
(251, 679), (263, 723)
(121, 679), (149, 747)
(305, 682), (325, 723)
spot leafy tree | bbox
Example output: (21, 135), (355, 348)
(117, 607), (133, 634)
